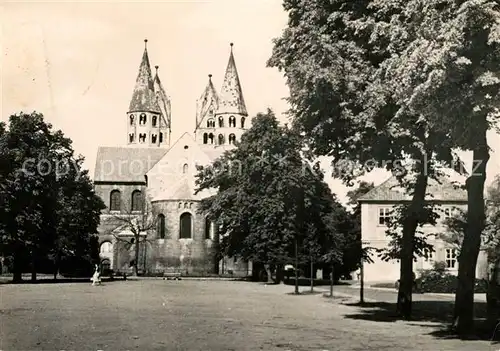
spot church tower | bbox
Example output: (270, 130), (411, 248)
(195, 43), (249, 149)
(194, 74), (219, 145)
(153, 65), (172, 147)
(127, 39), (170, 147)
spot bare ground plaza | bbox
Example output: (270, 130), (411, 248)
(1, 279), (497, 351)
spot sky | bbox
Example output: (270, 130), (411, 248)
(2, 1), (500, 205)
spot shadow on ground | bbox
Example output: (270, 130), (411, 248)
(0, 277), (126, 285)
(343, 300), (500, 343)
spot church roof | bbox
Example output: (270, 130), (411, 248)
(153, 66), (172, 128)
(358, 175), (468, 203)
(94, 146), (168, 182)
(217, 43), (248, 116)
(128, 40), (161, 113)
(195, 74), (219, 130)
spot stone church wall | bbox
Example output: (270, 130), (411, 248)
(146, 200), (219, 275)
(94, 183), (146, 213)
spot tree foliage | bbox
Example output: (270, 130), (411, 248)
(268, 0), (498, 323)
(195, 110), (348, 279)
(0, 112), (105, 281)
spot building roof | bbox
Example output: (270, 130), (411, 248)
(195, 74), (219, 130)
(94, 146), (168, 182)
(128, 40), (161, 113)
(217, 43), (248, 116)
(153, 66), (172, 128)
(358, 175), (467, 202)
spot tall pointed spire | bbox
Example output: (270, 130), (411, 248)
(196, 73), (219, 129)
(153, 65), (172, 130)
(128, 39), (160, 113)
(217, 43), (248, 116)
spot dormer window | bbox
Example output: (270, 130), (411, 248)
(229, 116), (236, 127)
(139, 114), (147, 125)
(152, 115), (158, 127)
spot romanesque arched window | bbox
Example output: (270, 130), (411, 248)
(183, 163), (188, 174)
(109, 190), (121, 211)
(100, 241), (113, 253)
(179, 213), (193, 239)
(218, 134), (224, 145)
(129, 133), (135, 143)
(159, 133), (164, 143)
(152, 115), (157, 127)
(228, 134), (236, 145)
(157, 214), (166, 239)
(218, 116), (224, 128)
(205, 217), (212, 240)
(151, 134), (157, 144)
(130, 115), (135, 125)
(207, 119), (215, 128)
(139, 113), (147, 125)
(203, 133), (208, 144)
(131, 190), (142, 212)
(208, 133), (214, 144)
(139, 133), (147, 143)
(241, 117), (245, 128)
(229, 115), (236, 127)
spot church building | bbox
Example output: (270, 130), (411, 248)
(94, 40), (251, 276)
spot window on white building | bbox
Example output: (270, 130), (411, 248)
(442, 206), (453, 219)
(445, 248), (457, 269)
(378, 207), (392, 226)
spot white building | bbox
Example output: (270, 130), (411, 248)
(358, 175), (488, 282)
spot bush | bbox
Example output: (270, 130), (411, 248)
(415, 261), (488, 294)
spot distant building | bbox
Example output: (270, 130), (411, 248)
(94, 40), (250, 276)
(358, 175), (488, 282)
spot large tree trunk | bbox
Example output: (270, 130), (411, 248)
(264, 263), (273, 283)
(310, 259), (314, 293)
(397, 171), (428, 319)
(487, 261), (499, 326)
(330, 263), (334, 297)
(275, 264), (284, 284)
(12, 245), (23, 283)
(31, 248), (37, 282)
(53, 252), (60, 281)
(294, 238), (299, 294)
(454, 141), (489, 335)
(133, 238), (140, 276)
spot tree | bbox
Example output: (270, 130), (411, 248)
(443, 176), (500, 325)
(370, 1), (500, 332)
(0, 112), (105, 282)
(195, 110), (345, 290)
(50, 156), (105, 280)
(268, 0), (465, 318)
(343, 181), (375, 278)
(111, 199), (165, 276)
